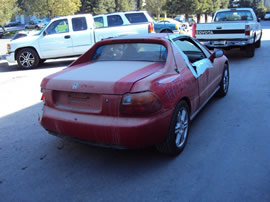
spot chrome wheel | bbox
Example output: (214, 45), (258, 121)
(175, 108), (189, 148)
(19, 51), (35, 68)
(17, 48), (40, 69)
(223, 68), (229, 93)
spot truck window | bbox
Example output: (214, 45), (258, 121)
(46, 19), (69, 34)
(214, 10), (253, 22)
(107, 15), (123, 27)
(94, 17), (104, 28)
(72, 17), (87, 31)
(125, 13), (148, 23)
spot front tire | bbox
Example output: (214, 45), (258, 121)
(16, 48), (40, 69)
(156, 100), (190, 155)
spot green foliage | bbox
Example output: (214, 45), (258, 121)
(0, 0), (17, 26)
(93, 0), (116, 14)
(144, 0), (166, 20)
(22, 0), (81, 18)
(80, 0), (96, 14)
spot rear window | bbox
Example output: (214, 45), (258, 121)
(72, 17), (87, 31)
(92, 43), (167, 62)
(214, 10), (253, 22)
(125, 13), (148, 23)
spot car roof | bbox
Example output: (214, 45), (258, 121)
(101, 33), (188, 42)
(217, 8), (254, 12)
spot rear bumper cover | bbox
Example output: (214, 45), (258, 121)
(40, 105), (173, 149)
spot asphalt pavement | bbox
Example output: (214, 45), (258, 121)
(0, 21), (270, 202)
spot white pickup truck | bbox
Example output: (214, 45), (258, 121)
(193, 8), (262, 57)
(6, 11), (154, 69)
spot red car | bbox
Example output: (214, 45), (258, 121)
(40, 34), (229, 155)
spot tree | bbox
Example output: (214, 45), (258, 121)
(92, 0), (116, 14)
(144, 0), (166, 20)
(22, 0), (81, 18)
(166, 0), (199, 20)
(80, 0), (97, 14)
(0, 0), (17, 26)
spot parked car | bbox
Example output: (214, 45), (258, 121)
(25, 20), (47, 29)
(154, 19), (186, 33)
(264, 11), (270, 20)
(0, 25), (5, 38)
(6, 12), (155, 69)
(4, 21), (21, 27)
(174, 16), (194, 28)
(39, 33), (229, 155)
(193, 8), (262, 57)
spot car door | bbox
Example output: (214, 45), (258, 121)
(38, 18), (74, 58)
(173, 37), (215, 106)
(71, 16), (95, 55)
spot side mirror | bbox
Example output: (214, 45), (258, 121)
(209, 49), (224, 62)
(257, 18), (261, 22)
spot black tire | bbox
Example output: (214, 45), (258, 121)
(255, 35), (262, 48)
(161, 29), (173, 33)
(156, 100), (190, 155)
(16, 48), (40, 69)
(246, 43), (255, 57)
(216, 64), (229, 97)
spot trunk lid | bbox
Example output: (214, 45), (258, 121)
(42, 61), (164, 94)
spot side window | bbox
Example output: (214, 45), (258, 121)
(174, 39), (206, 63)
(107, 15), (123, 27)
(125, 13), (148, 23)
(72, 17), (87, 31)
(46, 19), (69, 35)
(94, 17), (104, 28)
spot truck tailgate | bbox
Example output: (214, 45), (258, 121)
(196, 22), (246, 39)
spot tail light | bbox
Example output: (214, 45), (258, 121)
(148, 22), (154, 33)
(120, 91), (162, 116)
(192, 23), (197, 38)
(245, 25), (251, 36)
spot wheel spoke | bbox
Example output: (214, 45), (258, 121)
(180, 109), (186, 122)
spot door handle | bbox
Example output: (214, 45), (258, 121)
(64, 35), (71, 39)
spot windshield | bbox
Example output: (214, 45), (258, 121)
(214, 10), (253, 22)
(92, 43), (167, 62)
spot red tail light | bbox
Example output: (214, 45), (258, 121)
(41, 94), (44, 101)
(245, 25), (251, 36)
(192, 23), (197, 38)
(120, 91), (162, 116)
(148, 22), (154, 33)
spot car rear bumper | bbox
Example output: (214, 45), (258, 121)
(198, 38), (254, 48)
(40, 105), (173, 149)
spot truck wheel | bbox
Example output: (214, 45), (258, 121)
(255, 36), (261, 48)
(246, 44), (255, 58)
(16, 48), (40, 69)
(161, 29), (173, 33)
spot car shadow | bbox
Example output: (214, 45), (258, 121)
(0, 58), (76, 73)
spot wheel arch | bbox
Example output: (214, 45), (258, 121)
(15, 47), (40, 60)
(160, 29), (173, 33)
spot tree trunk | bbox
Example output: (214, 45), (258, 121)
(205, 14), (208, 23)
(197, 14), (201, 23)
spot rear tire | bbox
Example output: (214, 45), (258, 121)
(156, 100), (190, 155)
(217, 64), (229, 97)
(246, 43), (255, 58)
(255, 35), (261, 48)
(16, 48), (40, 69)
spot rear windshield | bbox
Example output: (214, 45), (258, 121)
(214, 10), (253, 22)
(125, 13), (148, 23)
(92, 43), (167, 62)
